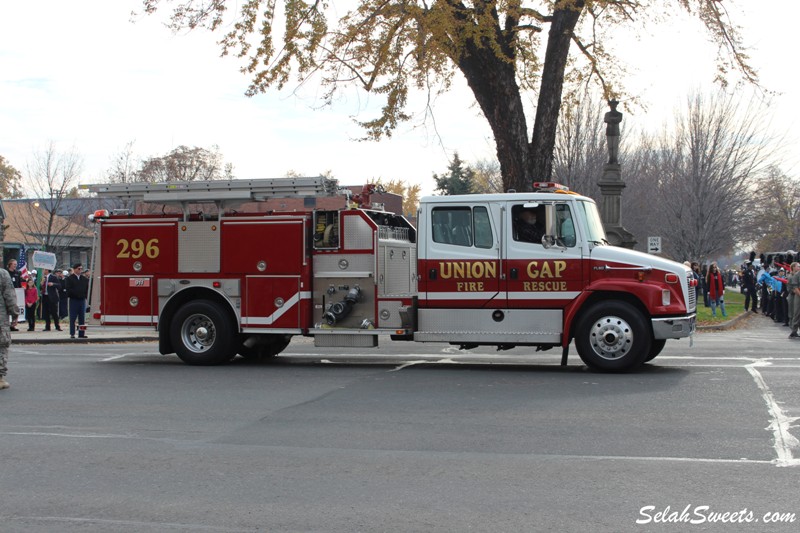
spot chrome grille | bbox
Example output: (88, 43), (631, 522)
(686, 272), (697, 311)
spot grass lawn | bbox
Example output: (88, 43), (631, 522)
(695, 288), (749, 325)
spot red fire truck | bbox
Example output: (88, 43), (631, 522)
(87, 177), (696, 371)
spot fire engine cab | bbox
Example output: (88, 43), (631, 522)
(88, 177), (696, 372)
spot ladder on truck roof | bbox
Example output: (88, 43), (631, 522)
(84, 176), (340, 217)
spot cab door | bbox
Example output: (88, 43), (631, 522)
(504, 200), (584, 309)
(417, 202), (501, 309)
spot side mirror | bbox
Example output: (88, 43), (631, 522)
(544, 204), (556, 234)
(541, 204), (564, 249)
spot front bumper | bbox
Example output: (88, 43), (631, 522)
(652, 314), (696, 340)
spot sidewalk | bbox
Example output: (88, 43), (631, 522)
(11, 324), (158, 345)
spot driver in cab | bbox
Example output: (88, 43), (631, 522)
(515, 207), (545, 244)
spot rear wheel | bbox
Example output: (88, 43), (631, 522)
(170, 300), (237, 365)
(238, 334), (292, 362)
(575, 301), (651, 372)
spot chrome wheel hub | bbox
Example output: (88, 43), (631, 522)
(589, 315), (633, 360)
(181, 314), (216, 353)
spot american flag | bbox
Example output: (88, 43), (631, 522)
(18, 244), (28, 280)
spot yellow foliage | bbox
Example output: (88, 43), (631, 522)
(370, 177), (421, 216)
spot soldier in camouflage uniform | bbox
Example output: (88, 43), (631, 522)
(789, 263), (800, 339)
(1, 267), (20, 390)
(787, 263), (800, 339)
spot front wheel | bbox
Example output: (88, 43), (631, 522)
(574, 301), (651, 372)
(645, 339), (667, 362)
(170, 300), (237, 365)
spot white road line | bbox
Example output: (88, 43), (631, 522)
(0, 430), (781, 465)
(284, 353), (800, 369)
(659, 355), (800, 362)
(745, 362), (800, 467)
(389, 361), (426, 372)
(99, 352), (159, 362)
(441, 346), (470, 354)
(538, 454), (774, 465)
(287, 352), (800, 361)
(1, 431), (136, 439)
(6, 516), (253, 532)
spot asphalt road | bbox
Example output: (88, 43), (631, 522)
(1, 314), (798, 532)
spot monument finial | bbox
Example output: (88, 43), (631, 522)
(604, 99), (623, 165)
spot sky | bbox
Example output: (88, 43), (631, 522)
(2, 1), (799, 196)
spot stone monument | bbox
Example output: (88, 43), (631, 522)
(597, 99), (636, 249)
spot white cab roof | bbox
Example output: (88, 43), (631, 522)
(420, 192), (595, 204)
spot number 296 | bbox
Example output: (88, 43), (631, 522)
(116, 238), (159, 259)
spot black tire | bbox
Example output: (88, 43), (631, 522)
(170, 300), (237, 365)
(237, 343), (262, 361)
(645, 339), (667, 362)
(574, 301), (651, 372)
(238, 334), (292, 362)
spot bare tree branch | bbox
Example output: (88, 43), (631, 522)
(20, 142), (88, 257)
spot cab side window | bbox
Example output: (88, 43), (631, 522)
(431, 206), (493, 249)
(473, 206), (493, 248)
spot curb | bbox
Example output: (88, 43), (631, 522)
(12, 336), (158, 345)
(697, 310), (757, 331)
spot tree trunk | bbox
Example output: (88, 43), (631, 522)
(455, 18), (531, 193)
(449, 1), (583, 191)
(529, 1), (585, 188)
(451, 3), (530, 190)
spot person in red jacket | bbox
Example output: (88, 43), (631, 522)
(23, 276), (39, 331)
(706, 262), (727, 318)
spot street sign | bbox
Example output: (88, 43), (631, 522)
(647, 236), (662, 254)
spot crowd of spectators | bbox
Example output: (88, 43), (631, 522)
(2, 260), (90, 337)
(690, 252), (800, 336)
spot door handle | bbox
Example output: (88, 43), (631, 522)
(429, 268), (437, 280)
(510, 268), (518, 279)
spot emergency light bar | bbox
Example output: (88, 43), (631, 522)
(88, 209), (110, 221)
(532, 182), (569, 192)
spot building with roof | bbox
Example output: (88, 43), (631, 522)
(1, 199), (94, 270)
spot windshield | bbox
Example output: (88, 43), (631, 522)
(579, 200), (607, 243)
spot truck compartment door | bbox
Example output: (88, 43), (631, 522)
(101, 275), (155, 326)
(243, 276), (302, 329)
(101, 220), (178, 275)
(221, 218), (306, 275)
